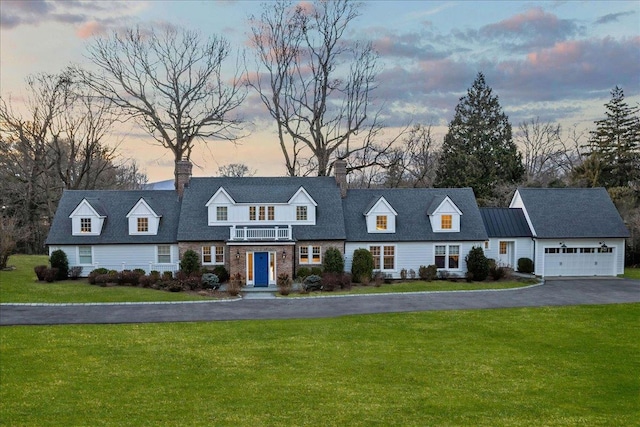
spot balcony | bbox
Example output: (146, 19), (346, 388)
(229, 225), (292, 241)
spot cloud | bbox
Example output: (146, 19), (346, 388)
(0, 0), (145, 33)
(478, 7), (582, 52)
(594, 10), (637, 25)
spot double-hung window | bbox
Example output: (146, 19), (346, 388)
(157, 245), (171, 263)
(441, 215), (452, 230)
(137, 217), (149, 232)
(376, 215), (387, 231)
(202, 246), (224, 264)
(216, 206), (228, 221)
(299, 245), (321, 264)
(370, 245), (395, 271)
(296, 206), (307, 221)
(435, 245), (460, 269)
(78, 246), (92, 264)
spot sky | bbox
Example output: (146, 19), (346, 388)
(1, 0), (639, 183)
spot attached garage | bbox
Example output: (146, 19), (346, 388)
(543, 246), (614, 276)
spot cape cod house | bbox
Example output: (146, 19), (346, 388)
(45, 161), (629, 282)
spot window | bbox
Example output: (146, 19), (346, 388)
(299, 245), (321, 264)
(259, 206), (265, 221)
(249, 206), (256, 221)
(499, 241), (507, 255)
(441, 215), (452, 230)
(202, 246), (225, 264)
(383, 246), (395, 270)
(80, 218), (92, 233)
(216, 206), (228, 221)
(435, 245), (460, 269)
(598, 247), (613, 253)
(268, 206), (275, 221)
(78, 246), (92, 264)
(580, 248), (595, 253)
(370, 245), (395, 271)
(157, 245), (171, 263)
(376, 215), (387, 231)
(296, 206), (308, 221)
(484, 241), (489, 250)
(137, 217), (149, 232)
(545, 248), (560, 254)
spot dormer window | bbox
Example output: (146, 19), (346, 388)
(137, 217), (149, 233)
(441, 215), (452, 230)
(428, 195), (462, 233)
(296, 206), (308, 221)
(80, 218), (92, 233)
(365, 196), (397, 234)
(376, 215), (387, 230)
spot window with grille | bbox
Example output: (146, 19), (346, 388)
(137, 217), (148, 232)
(296, 206), (307, 221)
(80, 218), (91, 233)
(157, 245), (171, 263)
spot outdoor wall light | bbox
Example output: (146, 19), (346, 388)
(559, 242), (567, 248)
(236, 250), (240, 259)
(599, 242), (607, 248)
(282, 250), (287, 259)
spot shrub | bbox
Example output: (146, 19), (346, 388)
(133, 268), (146, 276)
(69, 266), (83, 280)
(180, 250), (200, 275)
(310, 266), (323, 276)
(408, 269), (416, 279)
(518, 257), (534, 274)
(372, 271), (384, 287)
(49, 249), (69, 281)
(34, 265), (48, 281)
(91, 268), (109, 275)
(351, 248), (374, 283)
(44, 268), (58, 283)
(438, 269), (450, 280)
(418, 265), (437, 281)
(95, 274), (112, 286)
(322, 248), (344, 273)
(320, 272), (340, 292)
(212, 265), (229, 283)
(201, 273), (220, 290)
(138, 275), (151, 287)
(180, 276), (201, 291)
(400, 268), (408, 280)
(162, 271), (174, 280)
(149, 271), (161, 284)
(227, 273), (243, 296)
(465, 246), (490, 281)
(120, 270), (142, 286)
(277, 273), (292, 295)
(296, 267), (311, 279)
(303, 274), (323, 291)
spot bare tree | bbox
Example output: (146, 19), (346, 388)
(217, 163), (256, 177)
(516, 117), (561, 184)
(78, 25), (246, 186)
(248, 0), (386, 177)
(384, 124), (439, 188)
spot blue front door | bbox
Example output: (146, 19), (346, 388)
(254, 252), (269, 287)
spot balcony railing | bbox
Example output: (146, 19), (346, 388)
(230, 225), (292, 241)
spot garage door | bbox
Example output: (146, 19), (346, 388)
(543, 247), (614, 276)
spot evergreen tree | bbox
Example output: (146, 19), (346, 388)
(435, 73), (524, 203)
(578, 86), (640, 188)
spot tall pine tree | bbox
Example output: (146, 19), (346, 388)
(435, 73), (524, 203)
(577, 86), (640, 188)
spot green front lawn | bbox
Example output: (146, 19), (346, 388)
(1, 304), (637, 426)
(0, 255), (211, 303)
(622, 268), (640, 279)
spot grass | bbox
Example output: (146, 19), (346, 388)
(1, 304), (638, 426)
(284, 278), (536, 297)
(0, 255), (211, 303)
(622, 268), (640, 279)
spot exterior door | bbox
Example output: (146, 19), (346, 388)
(254, 252), (269, 286)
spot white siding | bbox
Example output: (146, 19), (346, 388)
(344, 241), (484, 279)
(484, 238), (534, 269)
(54, 244), (180, 276)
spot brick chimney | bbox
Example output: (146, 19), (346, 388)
(175, 160), (192, 197)
(334, 159), (347, 198)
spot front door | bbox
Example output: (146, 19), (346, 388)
(254, 252), (269, 287)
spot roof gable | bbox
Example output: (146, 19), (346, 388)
(68, 199), (105, 219)
(205, 187), (236, 206)
(288, 187), (318, 206)
(364, 196), (397, 216)
(126, 198), (161, 218)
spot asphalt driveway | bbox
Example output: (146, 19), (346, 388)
(1, 278), (639, 326)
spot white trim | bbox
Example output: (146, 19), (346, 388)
(368, 244), (397, 272)
(288, 187), (318, 206)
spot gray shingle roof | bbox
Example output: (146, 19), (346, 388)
(480, 208), (532, 237)
(516, 187), (630, 239)
(45, 190), (181, 245)
(177, 176), (346, 241)
(342, 187), (487, 242)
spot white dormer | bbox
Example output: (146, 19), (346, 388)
(288, 187), (317, 225)
(206, 187), (237, 225)
(428, 195), (462, 233)
(365, 196), (397, 233)
(69, 199), (106, 236)
(126, 198), (161, 235)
